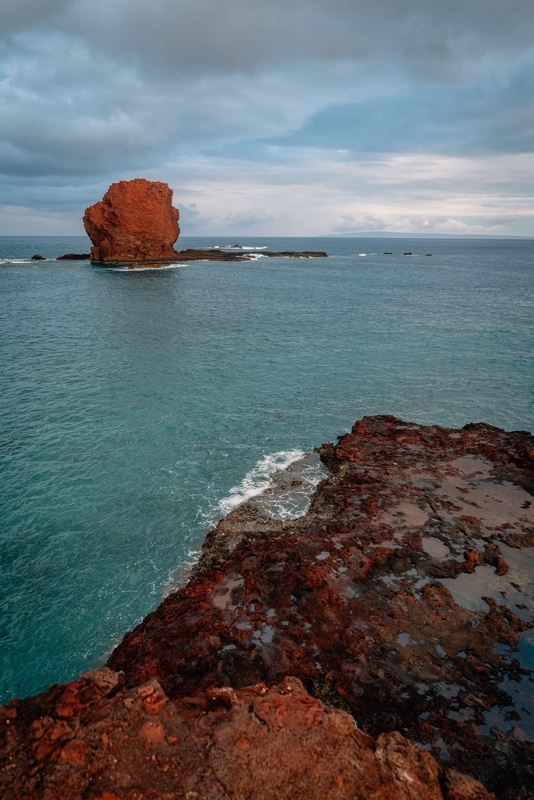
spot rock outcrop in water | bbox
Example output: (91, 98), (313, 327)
(56, 253), (91, 261)
(83, 179), (328, 265)
(1, 416), (533, 799)
(83, 179), (181, 264)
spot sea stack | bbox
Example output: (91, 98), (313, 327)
(83, 180), (329, 265)
(83, 179), (180, 264)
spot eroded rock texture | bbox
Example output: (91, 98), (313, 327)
(83, 180), (181, 264)
(108, 416), (534, 798)
(1, 416), (533, 799)
(0, 671), (494, 800)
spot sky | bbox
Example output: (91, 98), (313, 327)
(0, 0), (533, 237)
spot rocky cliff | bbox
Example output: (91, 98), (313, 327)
(1, 416), (533, 799)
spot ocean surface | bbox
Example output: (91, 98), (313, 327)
(0, 235), (533, 704)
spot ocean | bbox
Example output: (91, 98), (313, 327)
(0, 235), (532, 703)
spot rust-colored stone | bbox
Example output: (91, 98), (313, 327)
(1, 416), (532, 799)
(0, 676), (495, 800)
(105, 415), (534, 798)
(83, 179), (180, 264)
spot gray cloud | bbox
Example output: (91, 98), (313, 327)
(4, 0), (530, 79)
(0, 0), (70, 35)
(337, 214), (387, 232)
(223, 207), (277, 228)
(0, 0), (533, 234)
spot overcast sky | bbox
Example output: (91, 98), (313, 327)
(1, 0), (533, 236)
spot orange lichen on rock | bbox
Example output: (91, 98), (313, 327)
(83, 179), (180, 263)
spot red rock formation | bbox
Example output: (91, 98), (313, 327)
(83, 179), (180, 263)
(1, 416), (532, 798)
(107, 416), (534, 798)
(0, 671), (495, 800)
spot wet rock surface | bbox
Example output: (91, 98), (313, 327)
(56, 253), (91, 260)
(1, 416), (533, 798)
(124, 249), (328, 267)
(108, 416), (534, 798)
(257, 250), (327, 258)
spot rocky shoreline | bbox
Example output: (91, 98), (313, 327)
(80, 179), (327, 266)
(120, 249), (328, 266)
(1, 415), (533, 799)
(30, 250), (328, 264)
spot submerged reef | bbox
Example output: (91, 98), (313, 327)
(2, 415), (533, 799)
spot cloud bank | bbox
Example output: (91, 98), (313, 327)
(0, 0), (533, 235)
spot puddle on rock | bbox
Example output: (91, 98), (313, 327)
(252, 622), (275, 645)
(422, 537), (451, 560)
(212, 576), (244, 610)
(438, 545), (534, 738)
(431, 472), (534, 534)
(447, 456), (492, 477)
(380, 501), (429, 527)
(480, 671), (534, 741)
(437, 544), (534, 621)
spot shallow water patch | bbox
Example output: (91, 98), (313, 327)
(438, 544), (534, 621)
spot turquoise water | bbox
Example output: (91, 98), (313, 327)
(0, 236), (533, 703)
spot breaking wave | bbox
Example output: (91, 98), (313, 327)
(218, 450), (306, 516)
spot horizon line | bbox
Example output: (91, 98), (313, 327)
(2, 232), (533, 240)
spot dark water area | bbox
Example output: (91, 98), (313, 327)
(0, 235), (532, 703)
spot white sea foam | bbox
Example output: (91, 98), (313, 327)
(217, 450), (330, 521)
(162, 547), (202, 597)
(160, 452), (322, 600)
(258, 452), (330, 521)
(108, 263), (189, 272)
(218, 449), (305, 516)
(219, 245), (269, 251)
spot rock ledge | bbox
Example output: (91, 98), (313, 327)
(2, 415), (533, 799)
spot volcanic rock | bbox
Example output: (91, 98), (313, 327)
(107, 416), (534, 798)
(31, 254), (45, 260)
(56, 254), (91, 260)
(103, 248), (328, 268)
(0, 673), (495, 800)
(83, 179), (181, 264)
(261, 250), (327, 258)
(166, 249), (328, 264)
(1, 416), (533, 799)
